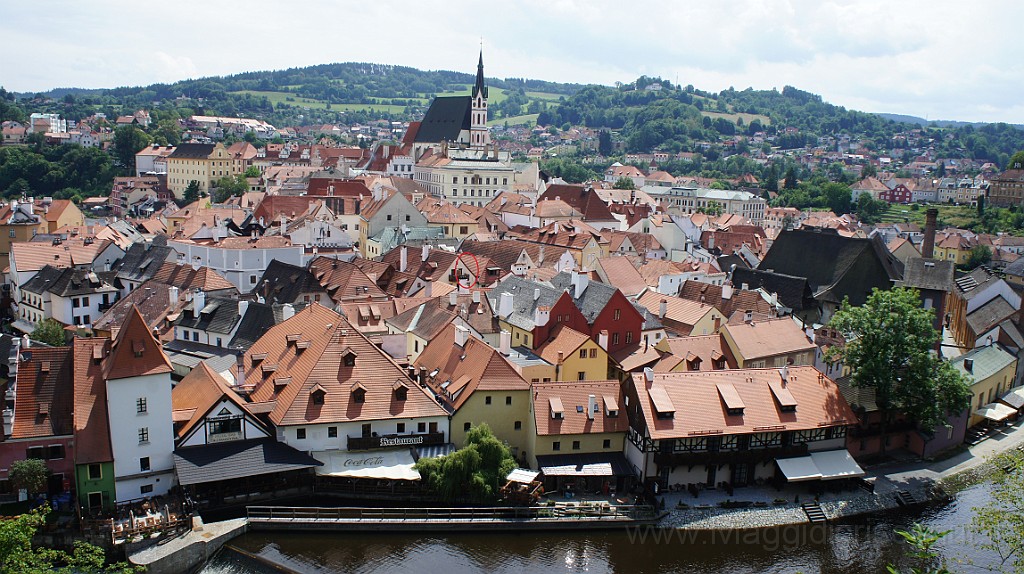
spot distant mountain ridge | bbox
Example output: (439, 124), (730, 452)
(874, 113), (1024, 130)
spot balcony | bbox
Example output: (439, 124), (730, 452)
(653, 444), (809, 468)
(346, 431), (445, 451)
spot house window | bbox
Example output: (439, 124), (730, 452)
(589, 348), (597, 358)
(573, 440), (581, 450)
(397, 423), (405, 433)
(578, 371), (586, 381)
(506, 396), (512, 405)
(614, 309), (621, 320)
(485, 396), (492, 405)
(328, 427), (337, 438)
(514, 421), (522, 430)
(395, 387), (407, 401)
(87, 492), (103, 509)
(626, 331), (633, 344)
(192, 332), (199, 342)
(138, 428), (149, 444)
(353, 388), (366, 403)
(387, 214), (392, 221)
(141, 484), (153, 495)
(136, 397), (147, 414)
(250, 275), (257, 284)
(296, 428), (306, 440)
(312, 392), (325, 405)
(603, 439), (612, 449)
(612, 333), (620, 345)
(552, 441), (561, 451)
(47, 445), (64, 460)
(88, 464), (102, 480)
(464, 422), (472, 432)
(73, 298), (80, 308)
(579, 349), (587, 359)
(140, 457), (150, 472)
(209, 418), (241, 435)
(362, 423), (372, 437)
(418, 422), (427, 433)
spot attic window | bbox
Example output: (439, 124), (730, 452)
(251, 353), (267, 364)
(393, 380), (409, 401)
(351, 383), (367, 404)
(649, 386), (675, 419)
(549, 397), (564, 420)
(38, 403), (49, 416)
(342, 347), (357, 367)
(40, 361), (50, 373)
(295, 341), (310, 352)
(92, 345), (104, 365)
(310, 384), (327, 405)
(274, 376), (291, 388)
(261, 363), (278, 375)
(286, 334), (302, 345)
(769, 380), (798, 413)
(132, 340), (145, 358)
(717, 383), (745, 416)
(603, 395), (619, 417)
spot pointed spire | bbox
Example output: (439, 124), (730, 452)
(472, 48), (488, 100)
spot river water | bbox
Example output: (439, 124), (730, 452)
(200, 482), (1002, 574)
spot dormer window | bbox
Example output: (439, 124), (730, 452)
(393, 380), (409, 401)
(549, 397), (564, 420)
(132, 340), (145, 358)
(351, 381), (367, 404)
(341, 347), (357, 367)
(311, 384), (326, 405)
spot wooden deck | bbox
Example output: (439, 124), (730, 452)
(246, 504), (663, 531)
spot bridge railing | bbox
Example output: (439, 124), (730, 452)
(246, 504), (656, 522)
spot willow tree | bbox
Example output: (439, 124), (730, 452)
(827, 287), (971, 439)
(414, 423), (516, 503)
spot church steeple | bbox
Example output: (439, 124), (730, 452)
(472, 49), (488, 100)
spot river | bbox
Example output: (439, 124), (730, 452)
(200, 482), (1003, 574)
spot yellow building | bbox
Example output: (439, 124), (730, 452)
(536, 326), (609, 382)
(0, 199), (47, 271)
(951, 344), (1018, 428)
(41, 199), (84, 233)
(166, 143), (232, 199)
(933, 233), (976, 266)
(528, 381), (630, 489)
(721, 317), (816, 368)
(418, 198), (479, 241)
(415, 324), (533, 459)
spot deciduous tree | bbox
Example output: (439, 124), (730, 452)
(8, 459), (47, 495)
(826, 287), (972, 437)
(31, 319), (66, 347)
(414, 423), (516, 503)
(971, 449), (1024, 573)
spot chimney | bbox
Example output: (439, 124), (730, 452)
(744, 309), (753, 322)
(449, 291), (458, 307)
(168, 285), (179, 303)
(923, 208), (938, 259)
(193, 289), (206, 312)
(538, 245), (545, 265)
(454, 325), (470, 347)
(721, 283), (734, 300)
(533, 288), (541, 301)
(500, 330), (511, 355)
(498, 292), (514, 318)
(472, 290), (481, 304)
(282, 303), (295, 321)
(571, 271), (589, 298)
(587, 395), (597, 420)
(659, 299), (668, 319)
(557, 351), (564, 364)
(423, 280), (433, 298)
(21, 334), (30, 349)
(419, 366), (427, 386)
(192, 256), (202, 271)
(238, 300), (249, 318)
(741, 283), (749, 291)
(400, 246), (408, 272)
(598, 330), (609, 350)
(533, 305), (550, 327)
(421, 243), (429, 262)
(713, 316), (721, 331)
(780, 365), (789, 385)
(643, 367), (654, 386)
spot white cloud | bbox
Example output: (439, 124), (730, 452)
(0, 0), (1021, 123)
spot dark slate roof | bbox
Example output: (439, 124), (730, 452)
(487, 275), (562, 332)
(756, 229), (903, 307)
(167, 143), (216, 159)
(730, 267), (815, 312)
(414, 96), (471, 143)
(254, 259), (327, 304)
(717, 254), (750, 272)
(967, 296), (1017, 336)
(20, 265), (66, 294)
(176, 297), (242, 334)
(228, 302), (277, 351)
(114, 242), (175, 285)
(634, 302), (664, 330)
(36, 268), (118, 297)
(173, 438), (321, 486)
(549, 272), (618, 323)
(1003, 257), (1024, 278)
(898, 258), (955, 292)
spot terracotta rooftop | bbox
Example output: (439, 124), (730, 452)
(103, 305), (174, 381)
(10, 346), (75, 439)
(535, 326), (592, 366)
(246, 303), (447, 426)
(632, 366), (856, 440)
(172, 362), (254, 440)
(73, 338), (113, 464)
(722, 317), (815, 361)
(636, 291), (722, 336)
(532, 381), (628, 436)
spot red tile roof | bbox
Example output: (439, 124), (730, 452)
(632, 366), (856, 440)
(10, 346), (74, 439)
(246, 303), (447, 425)
(73, 338), (113, 464)
(172, 362), (253, 440)
(103, 305), (173, 381)
(532, 381), (627, 436)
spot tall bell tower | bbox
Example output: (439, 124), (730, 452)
(470, 49), (490, 150)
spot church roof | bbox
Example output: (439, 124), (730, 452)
(414, 96), (472, 144)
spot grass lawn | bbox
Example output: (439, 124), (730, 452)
(490, 113), (539, 127)
(232, 91), (412, 114)
(878, 204), (981, 228)
(525, 91), (565, 101)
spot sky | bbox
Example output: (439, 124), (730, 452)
(3, 0), (1023, 123)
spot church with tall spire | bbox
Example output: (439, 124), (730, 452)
(410, 50), (491, 155)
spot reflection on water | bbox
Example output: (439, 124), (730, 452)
(202, 483), (997, 574)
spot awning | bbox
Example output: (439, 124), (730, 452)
(1000, 387), (1024, 410)
(10, 319), (35, 334)
(506, 469), (541, 484)
(414, 443), (455, 460)
(173, 438), (322, 486)
(776, 455), (822, 482)
(975, 402), (1017, 422)
(314, 449), (420, 481)
(536, 452), (634, 478)
(776, 449), (865, 482)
